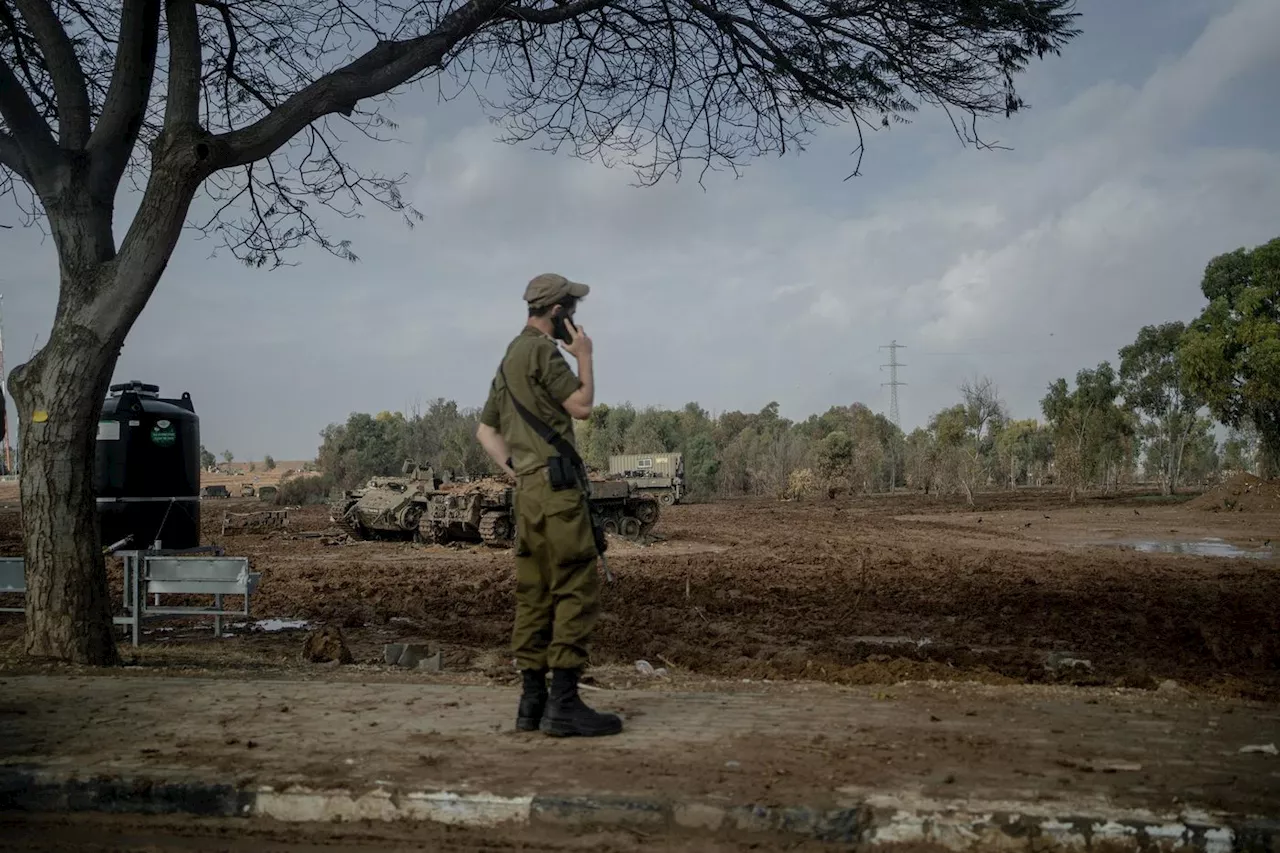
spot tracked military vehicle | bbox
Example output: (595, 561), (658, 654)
(417, 478), (516, 547)
(327, 462), (441, 541)
(586, 477), (662, 540)
(329, 461), (661, 547)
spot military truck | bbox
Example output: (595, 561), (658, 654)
(608, 452), (685, 506)
(329, 461), (661, 547)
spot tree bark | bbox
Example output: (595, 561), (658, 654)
(1256, 409), (1280, 480)
(9, 306), (122, 665)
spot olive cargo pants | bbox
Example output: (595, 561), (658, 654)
(511, 470), (601, 671)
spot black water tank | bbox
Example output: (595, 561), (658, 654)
(94, 381), (201, 550)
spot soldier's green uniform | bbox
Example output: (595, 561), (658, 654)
(479, 326), (600, 672)
(479, 272), (621, 738)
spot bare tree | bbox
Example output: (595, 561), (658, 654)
(937, 376), (1006, 504)
(0, 0), (1080, 664)
(960, 376), (1006, 440)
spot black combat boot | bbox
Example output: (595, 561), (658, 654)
(516, 668), (548, 731)
(539, 668), (623, 737)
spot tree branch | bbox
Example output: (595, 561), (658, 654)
(0, 55), (58, 181)
(163, 0), (200, 129)
(215, 0), (509, 168)
(14, 0), (93, 147)
(0, 129), (28, 180)
(499, 0), (613, 25)
(0, 2), (55, 119)
(87, 0), (161, 194)
(196, 0), (279, 115)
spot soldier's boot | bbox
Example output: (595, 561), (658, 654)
(516, 668), (548, 731)
(539, 668), (623, 737)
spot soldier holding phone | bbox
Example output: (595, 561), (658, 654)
(475, 273), (622, 738)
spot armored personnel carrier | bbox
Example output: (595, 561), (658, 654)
(586, 477), (661, 540)
(329, 462), (661, 547)
(417, 478), (516, 547)
(327, 461), (450, 541)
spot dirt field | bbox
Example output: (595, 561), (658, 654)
(197, 460), (314, 494)
(0, 460), (312, 505)
(2, 487), (1276, 699)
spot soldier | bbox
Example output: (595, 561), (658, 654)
(475, 273), (622, 738)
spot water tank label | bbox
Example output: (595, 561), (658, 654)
(97, 420), (121, 441)
(151, 420), (176, 447)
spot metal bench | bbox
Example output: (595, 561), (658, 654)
(0, 556), (24, 613)
(115, 551), (262, 646)
(0, 553), (260, 645)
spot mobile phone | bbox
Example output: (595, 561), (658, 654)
(551, 313), (575, 344)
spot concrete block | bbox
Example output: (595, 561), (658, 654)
(396, 644), (433, 668)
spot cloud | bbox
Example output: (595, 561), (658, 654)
(1, 0), (1277, 458)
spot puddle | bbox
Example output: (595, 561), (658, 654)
(1095, 538), (1275, 560)
(842, 635), (1012, 654)
(846, 635), (934, 648)
(228, 618), (311, 632)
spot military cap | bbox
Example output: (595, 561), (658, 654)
(524, 273), (590, 309)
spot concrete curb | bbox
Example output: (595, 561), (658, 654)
(1, 767), (1276, 851)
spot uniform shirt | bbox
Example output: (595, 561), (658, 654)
(480, 326), (582, 476)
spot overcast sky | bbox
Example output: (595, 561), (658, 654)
(2, 0), (1278, 461)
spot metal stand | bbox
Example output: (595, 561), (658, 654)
(112, 545), (249, 647)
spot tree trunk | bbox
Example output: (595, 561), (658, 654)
(7, 129), (210, 665)
(1257, 412), (1280, 480)
(10, 312), (123, 665)
(1169, 414), (1189, 495)
(1160, 446), (1173, 497)
(1172, 434), (1186, 494)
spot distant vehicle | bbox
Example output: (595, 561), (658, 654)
(329, 461), (661, 546)
(200, 485), (230, 499)
(608, 453), (685, 506)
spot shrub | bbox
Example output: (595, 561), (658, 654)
(274, 473), (334, 506)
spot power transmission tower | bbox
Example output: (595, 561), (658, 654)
(879, 340), (906, 428)
(879, 341), (906, 492)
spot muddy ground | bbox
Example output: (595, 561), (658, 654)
(1, 488), (1277, 699)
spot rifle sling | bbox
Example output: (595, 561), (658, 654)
(498, 363), (585, 474)
(497, 362), (612, 572)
